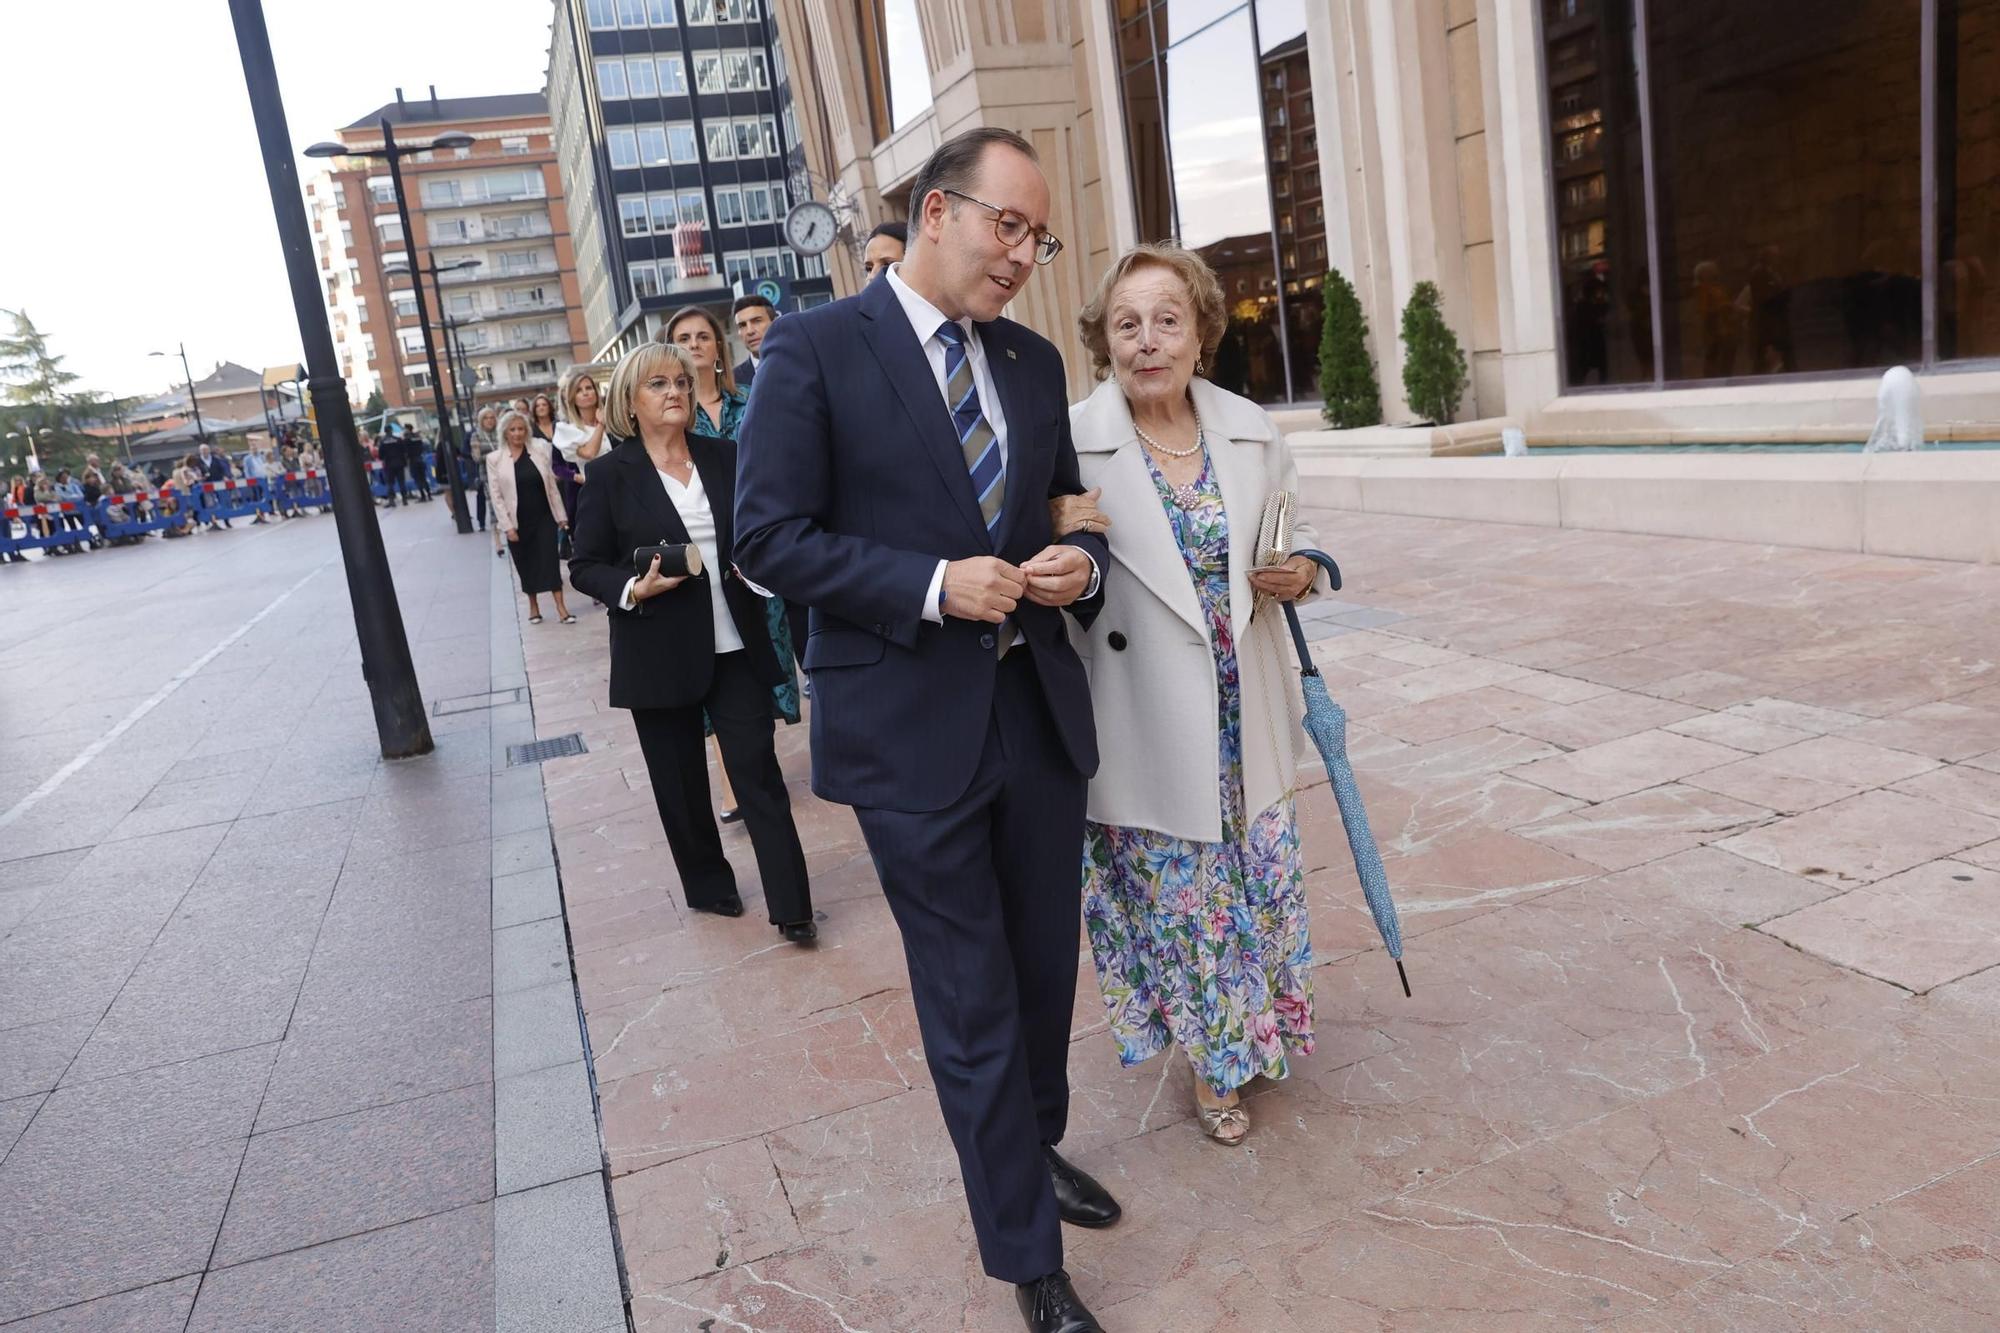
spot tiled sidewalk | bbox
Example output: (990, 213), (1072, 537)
(523, 510), (2000, 1331)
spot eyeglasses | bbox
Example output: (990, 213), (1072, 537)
(646, 375), (694, 395)
(942, 190), (1063, 265)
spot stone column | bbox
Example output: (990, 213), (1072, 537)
(1477, 0), (1562, 425)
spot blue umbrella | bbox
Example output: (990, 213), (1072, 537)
(1281, 549), (1409, 997)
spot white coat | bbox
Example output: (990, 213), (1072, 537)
(1069, 375), (1322, 843)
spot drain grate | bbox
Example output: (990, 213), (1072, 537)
(434, 687), (525, 717)
(507, 733), (588, 766)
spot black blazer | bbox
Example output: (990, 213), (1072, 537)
(733, 356), (756, 391)
(568, 435), (782, 711)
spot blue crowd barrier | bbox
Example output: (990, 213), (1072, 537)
(1, 501), (93, 556)
(191, 479), (272, 524)
(269, 470), (335, 513)
(93, 489), (192, 542)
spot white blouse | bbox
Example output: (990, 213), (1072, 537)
(658, 467), (742, 653)
(551, 420), (601, 464)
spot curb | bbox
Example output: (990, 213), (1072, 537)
(486, 553), (631, 1333)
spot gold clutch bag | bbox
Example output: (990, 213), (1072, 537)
(1252, 489), (1297, 617)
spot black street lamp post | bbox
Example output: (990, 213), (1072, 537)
(226, 0), (433, 758)
(306, 125), (474, 535)
(150, 343), (209, 445)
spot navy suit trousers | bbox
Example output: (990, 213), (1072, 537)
(851, 652), (1085, 1284)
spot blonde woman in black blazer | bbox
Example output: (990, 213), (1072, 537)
(567, 341), (816, 944)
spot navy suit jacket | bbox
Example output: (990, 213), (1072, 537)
(734, 276), (1107, 813)
(733, 357), (756, 391)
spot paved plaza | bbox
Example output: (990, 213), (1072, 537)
(526, 507), (2000, 1331)
(5, 503), (2000, 1331)
(0, 509), (620, 1331)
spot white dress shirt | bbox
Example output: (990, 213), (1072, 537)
(882, 264), (1097, 627)
(619, 466), (746, 653)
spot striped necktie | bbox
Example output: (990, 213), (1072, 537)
(933, 321), (1004, 540)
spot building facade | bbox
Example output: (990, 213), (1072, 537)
(546, 0), (837, 359)
(768, 0), (2000, 439)
(310, 90), (595, 411)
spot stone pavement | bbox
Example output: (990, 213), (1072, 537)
(0, 505), (621, 1330)
(523, 507), (2000, 1331)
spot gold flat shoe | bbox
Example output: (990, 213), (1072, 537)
(1197, 1102), (1249, 1146)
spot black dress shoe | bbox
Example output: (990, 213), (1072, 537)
(718, 807), (744, 825)
(689, 896), (745, 918)
(780, 920), (818, 946)
(1044, 1146), (1121, 1228)
(1014, 1271), (1102, 1333)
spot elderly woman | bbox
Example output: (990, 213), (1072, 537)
(1061, 243), (1324, 1146)
(485, 409), (574, 625)
(470, 405), (502, 536)
(567, 342), (816, 943)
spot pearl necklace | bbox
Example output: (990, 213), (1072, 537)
(1133, 404), (1203, 458)
(1136, 405), (1205, 507)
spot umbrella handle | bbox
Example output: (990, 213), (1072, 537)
(1280, 549), (1345, 674)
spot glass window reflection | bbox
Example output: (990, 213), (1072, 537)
(1648, 0), (1922, 380)
(1943, 0), (2000, 361)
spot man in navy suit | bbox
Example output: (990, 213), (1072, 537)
(730, 293), (775, 391)
(735, 129), (1117, 1333)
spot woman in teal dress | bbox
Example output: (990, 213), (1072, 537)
(1063, 246), (1324, 1146)
(664, 306), (801, 818)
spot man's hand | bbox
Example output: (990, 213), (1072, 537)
(942, 556), (1025, 623)
(631, 553), (689, 602)
(1021, 545), (1093, 607)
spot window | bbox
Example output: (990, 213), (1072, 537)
(723, 253), (753, 284)
(421, 178), (458, 207)
(408, 367), (432, 391)
(715, 0), (756, 20)
(677, 190), (707, 226)
(608, 129), (638, 169)
(516, 358), (557, 379)
(705, 121), (735, 160)
(369, 176), (396, 204)
(761, 117), (778, 156)
(454, 145), (472, 159)
(596, 57), (628, 98)
(638, 124), (670, 165)
(714, 186), (745, 225)
(631, 261), (663, 298)
(684, 0), (713, 21)
(332, 183), (347, 207)
(617, 0), (648, 24)
(429, 217), (467, 243)
(733, 121), (759, 157)
(398, 328), (427, 355)
(694, 54), (724, 94)
(667, 123), (699, 162)
(649, 193), (678, 232)
(619, 195), (651, 236)
(657, 54), (688, 93)
(445, 292), (475, 316)
(381, 250), (408, 270)
(339, 222), (354, 248)
(801, 252), (826, 278)
(648, 0), (676, 21)
(354, 295), (370, 322)
(587, 0), (617, 28)
(502, 136), (530, 155)
(627, 56), (658, 97)
(742, 183), (773, 223)
(392, 292), (418, 319)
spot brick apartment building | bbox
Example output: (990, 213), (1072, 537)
(307, 88), (595, 414)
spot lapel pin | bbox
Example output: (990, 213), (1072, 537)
(1006, 349), (1017, 360)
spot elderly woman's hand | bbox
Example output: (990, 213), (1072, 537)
(1248, 554), (1316, 602)
(1048, 488), (1111, 537)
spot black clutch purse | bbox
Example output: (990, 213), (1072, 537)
(631, 542), (702, 578)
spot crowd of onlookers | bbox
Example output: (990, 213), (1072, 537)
(1, 429), (328, 561)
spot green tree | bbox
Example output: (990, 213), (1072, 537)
(363, 387), (387, 417)
(1399, 281), (1468, 425)
(1317, 269), (1381, 429)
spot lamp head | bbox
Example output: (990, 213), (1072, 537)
(303, 141), (350, 159)
(429, 132), (475, 151)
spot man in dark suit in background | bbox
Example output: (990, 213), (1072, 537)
(730, 293), (776, 391)
(735, 128), (1117, 1333)
(376, 427), (407, 507)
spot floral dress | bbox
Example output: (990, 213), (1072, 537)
(1081, 449), (1314, 1097)
(698, 388), (800, 726)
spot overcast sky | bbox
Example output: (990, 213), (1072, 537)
(0, 0), (555, 402)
